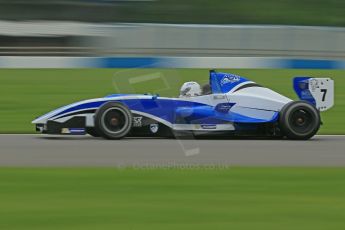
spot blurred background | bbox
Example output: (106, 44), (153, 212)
(0, 0), (344, 57)
(0, 0), (345, 24)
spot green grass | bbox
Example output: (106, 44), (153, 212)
(0, 167), (345, 230)
(0, 68), (344, 134)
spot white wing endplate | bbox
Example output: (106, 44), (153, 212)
(308, 78), (334, 111)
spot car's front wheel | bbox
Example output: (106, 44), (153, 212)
(94, 102), (133, 139)
(279, 101), (320, 140)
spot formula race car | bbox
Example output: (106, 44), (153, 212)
(32, 70), (334, 140)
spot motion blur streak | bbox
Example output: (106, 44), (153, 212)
(0, 0), (345, 26)
(1, 21), (345, 58)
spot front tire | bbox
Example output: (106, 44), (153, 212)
(279, 101), (320, 140)
(94, 102), (133, 140)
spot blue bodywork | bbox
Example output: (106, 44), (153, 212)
(293, 77), (316, 106)
(210, 70), (250, 94)
(45, 71), (279, 127)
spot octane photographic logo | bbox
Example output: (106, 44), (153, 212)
(220, 74), (240, 86)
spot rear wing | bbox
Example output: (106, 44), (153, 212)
(293, 77), (334, 111)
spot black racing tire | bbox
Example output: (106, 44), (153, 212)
(86, 127), (100, 137)
(94, 102), (133, 140)
(279, 101), (320, 140)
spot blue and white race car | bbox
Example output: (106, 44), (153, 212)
(33, 70), (334, 140)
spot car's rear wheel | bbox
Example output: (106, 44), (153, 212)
(279, 101), (320, 140)
(94, 102), (133, 139)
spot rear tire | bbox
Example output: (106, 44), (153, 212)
(94, 102), (133, 140)
(279, 101), (320, 140)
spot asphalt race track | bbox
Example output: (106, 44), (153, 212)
(0, 134), (345, 167)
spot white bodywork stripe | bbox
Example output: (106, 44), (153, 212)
(53, 113), (95, 127)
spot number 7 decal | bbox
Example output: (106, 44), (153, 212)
(320, 89), (327, 102)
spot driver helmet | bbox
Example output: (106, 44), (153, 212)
(179, 81), (202, 97)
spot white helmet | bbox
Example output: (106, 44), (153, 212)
(179, 81), (202, 97)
